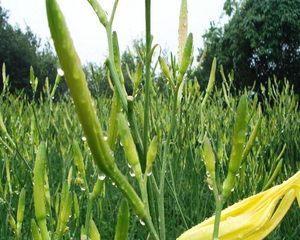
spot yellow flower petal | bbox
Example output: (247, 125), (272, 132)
(177, 171), (300, 240)
(244, 189), (296, 240)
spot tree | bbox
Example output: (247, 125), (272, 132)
(0, 6), (58, 95)
(196, 0), (300, 93)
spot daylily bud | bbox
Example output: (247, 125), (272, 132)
(87, 0), (108, 27)
(117, 113), (142, 180)
(179, 33), (193, 76)
(114, 199), (130, 240)
(202, 136), (216, 179)
(146, 136), (158, 175)
(159, 57), (172, 81)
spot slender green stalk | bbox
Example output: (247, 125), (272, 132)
(143, 0), (152, 172)
(158, 92), (178, 240)
(212, 195), (223, 240)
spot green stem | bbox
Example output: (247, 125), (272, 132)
(140, 178), (159, 240)
(212, 195), (223, 240)
(158, 92), (178, 240)
(143, 0), (152, 172)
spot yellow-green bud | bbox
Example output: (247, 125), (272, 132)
(117, 113), (142, 180)
(228, 95), (248, 173)
(17, 188), (26, 234)
(179, 33), (193, 76)
(31, 219), (42, 240)
(87, 0), (108, 27)
(73, 142), (86, 178)
(159, 57), (172, 82)
(146, 136), (158, 175)
(90, 179), (104, 200)
(89, 219), (101, 240)
(114, 199), (130, 240)
(202, 136), (216, 179)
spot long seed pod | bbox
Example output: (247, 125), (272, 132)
(46, 0), (146, 220)
(33, 142), (49, 240)
(16, 187), (26, 238)
(223, 95), (248, 198)
(114, 199), (130, 240)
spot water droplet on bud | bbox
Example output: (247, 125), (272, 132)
(139, 219), (145, 226)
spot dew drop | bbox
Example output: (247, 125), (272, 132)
(129, 171), (135, 177)
(139, 219), (145, 226)
(57, 68), (64, 77)
(98, 172), (106, 181)
(81, 136), (87, 142)
(147, 172), (152, 177)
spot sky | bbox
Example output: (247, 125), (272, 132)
(1, 0), (225, 64)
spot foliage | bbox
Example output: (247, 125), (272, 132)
(0, 78), (299, 239)
(196, 0), (300, 93)
(0, 7), (58, 96)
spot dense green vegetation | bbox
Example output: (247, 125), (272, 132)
(0, 72), (299, 239)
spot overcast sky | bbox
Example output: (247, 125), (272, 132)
(1, 0), (225, 63)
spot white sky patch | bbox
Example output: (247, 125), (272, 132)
(1, 0), (225, 64)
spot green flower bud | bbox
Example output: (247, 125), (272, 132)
(16, 188), (26, 237)
(87, 0), (108, 27)
(114, 199), (130, 240)
(179, 33), (193, 76)
(90, 179), (104, 200)
(228, 95), (248, 173)
(159, 57), (172, 82)
(117, 113), (142, 180)
(202, 136), (216, 179)
(31, 219), (42, 240)
(73, 141), (86, 176)
(146, 136), (158, 175)
(33, 142), (49, 240)
(89, 219), (101, 240)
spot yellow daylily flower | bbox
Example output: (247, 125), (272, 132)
(178, 171), (300, 240)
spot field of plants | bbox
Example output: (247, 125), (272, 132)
(1, 0), (300, 239)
